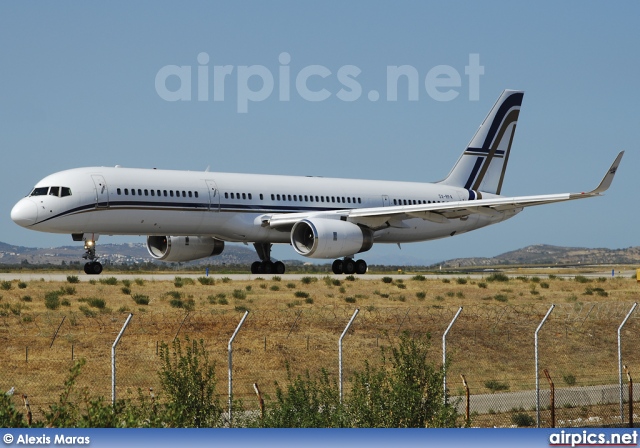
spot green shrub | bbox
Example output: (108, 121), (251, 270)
(416, 291), (426, 300)
(21, 295), (32, 302)
(485, 380), (509, 393)
(132, 294), (149, 305)
(345, 297), (356, 303)
(345, 275), (357, 282)
(0, 281), (11, 291)
(487, 273), (509, 282)
(412, 275), (426, 281)
(270, 285), (280, 291)
(574, 275), (591, 283)
(382, 277), (393, 284)
(121, 287), (131, 295)
(198, 277), (215, 285)
(232, 289), (246, 300)
(166, 291), (182, 299)
(99, 277), (118, 285)
(494, 294), (508, 302)
(563, 374), (577, 386)
(294, 291), (310, 298)
(286, 283), (296, 289)
(17, 281), (27, 289)
(511, 412), (535, 427)
(478, 282), (487, 289)
(45, 291), (61, 310)
(122, 279), (131, 288)
(159, 338), (222, 427)
(456, 278), (467, 285)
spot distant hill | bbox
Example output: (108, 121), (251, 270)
(0, 241), (259, 266)
(438, 244), (640, 268)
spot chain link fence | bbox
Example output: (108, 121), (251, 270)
(1, 302), (639, 427)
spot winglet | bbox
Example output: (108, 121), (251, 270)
(580, 151), (624, 196)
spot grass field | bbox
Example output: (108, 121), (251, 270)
(1, 267), (639, 427)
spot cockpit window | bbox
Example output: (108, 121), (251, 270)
(30, 187), (49, 196)
(29, 186), (72, 197)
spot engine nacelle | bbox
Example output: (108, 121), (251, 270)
(146, 236), (224, 262)
(291, 218), (373, 259)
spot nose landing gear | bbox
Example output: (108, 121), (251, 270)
(81, 238), (103, 275)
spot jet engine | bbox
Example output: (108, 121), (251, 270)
(291, 218), (373, 259)
(146, 236), (224, 262)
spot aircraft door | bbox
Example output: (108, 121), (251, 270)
(206, 179), (219, 212)
(382, 195), (390, 206)
(91, 175), (109, 208)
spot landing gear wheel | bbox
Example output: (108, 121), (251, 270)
(355, 259), (367, 275)
(251, 261), (262, 274)
(262, 260), (274, 274)
(274, 261), (286, 275)
(343, 259), (356, 275)
(332, 259), (343, 275)
(84, 261), (103, 275)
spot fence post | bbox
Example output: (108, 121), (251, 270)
(339, 308), (359, 404)
(460, 374), (470, 424)
(443, 307), (463, 403)
(535, 304), (554, 428)
(228, 310), (249, 427)
(618, 303), (637, 424)
(112, 313), (133, 406)
(624, 365), (633, 428)
(544, 369), (555, 428)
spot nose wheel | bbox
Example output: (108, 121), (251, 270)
(84, 261), (103, 275)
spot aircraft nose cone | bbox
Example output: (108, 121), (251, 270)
(11, 199), (38, 227)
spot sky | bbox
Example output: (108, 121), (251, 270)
(0, 1), (638, 265)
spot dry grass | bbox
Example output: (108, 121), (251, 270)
(1, 270), (639, 426)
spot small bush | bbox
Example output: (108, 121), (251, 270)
(167, 291), (182, 299)
(79, 306), (96, 317)
(60, 286), (76, 295)
(396, 283), (406, 289)
(122, 279), (131, 287)
(198, 277), (215, 285)
(412, 275), (426, 281)
(132, 294), (149, 305)
(487, 273), (509, 282)
(494, 294), (508, 302)
(99, 277), (118, 285)
(86, 298), (106, 309)
(21, 295), (32, 302)
(381, 277), (393, 284)
(271, 276), (281, 282)
(345, 275), (357, 282)
(305, 297), (314, 304)
(574, 275), (591, 284)
(66, 275), (80, 284)
(540, 282), (550, 289)
(232, 289), (246, 300)
(345, 297), (356, 303)
(511, 412), (535, 427)
(294, 291), (309, 298)
(442, 279), (450, 284)
(456, 278), (467, 285)
(485, 380), (510, 393)
(134, 278), (145, 286)
(270, 285), (280, 291)
(17, 282), (27, 289)
(45, 291), (61, 310)
(121, 287), (131, 295)
(416, 291), (426, 300)
(478, 282), (487, 289)
(0, 281), (12, 291)
(563, 374), (577, 386)
(235, 305), (249, 313)
(301, 276), (317, 285)
(286, 283), (296, 289)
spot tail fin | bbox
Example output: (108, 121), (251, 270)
(440, 89), (524, 195)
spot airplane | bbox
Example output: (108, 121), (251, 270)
(10, 90), (623, 275)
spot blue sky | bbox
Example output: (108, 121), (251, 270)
(1, 2), (637, 265)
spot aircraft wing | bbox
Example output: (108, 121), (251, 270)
(264, 151), (623, 230)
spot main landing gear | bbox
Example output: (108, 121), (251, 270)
(251, 243), (286, 275)
(82, 239), (103, 275)
(332, 258), (367, 275)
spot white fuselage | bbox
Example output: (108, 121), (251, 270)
(11, 166), (518, 248)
